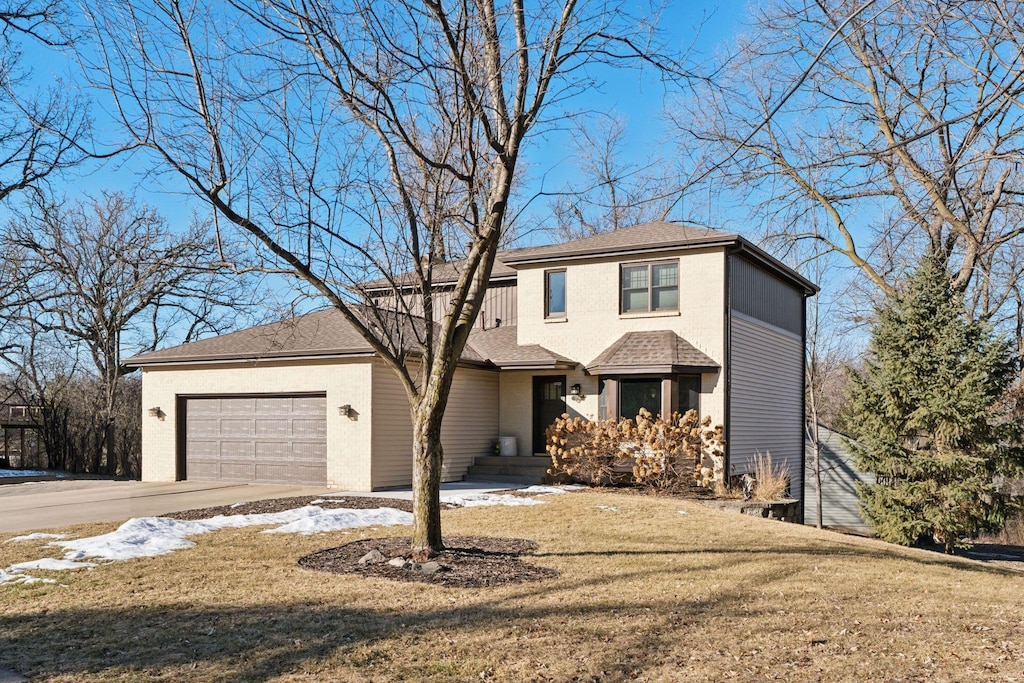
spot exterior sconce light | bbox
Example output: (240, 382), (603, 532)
(570, 384), (582, 396)
(148, 407), (164, 419)
(338, 404), (353, 418)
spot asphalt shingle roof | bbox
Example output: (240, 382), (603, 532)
(125, 308), (487, 366)
(586, 331), (719, 374)
(466, 326), (575, 369)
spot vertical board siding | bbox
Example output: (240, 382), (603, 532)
(480, 281), (518, 328)
(372, 282), (518, 329)
(371, 362), (500, 489)
(728, 315), (804, 502)
(804, 426), (875, 532)
(730, 256), (804, 336)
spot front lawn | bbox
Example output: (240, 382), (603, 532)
(1, 490), (1022, 681)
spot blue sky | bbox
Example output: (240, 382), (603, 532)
(9, 1), (748, 243)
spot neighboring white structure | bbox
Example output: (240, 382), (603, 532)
(128, 222), (816, 513)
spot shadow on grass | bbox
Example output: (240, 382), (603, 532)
(0, 578), (767, 683)
(532, 543), (1024, 577)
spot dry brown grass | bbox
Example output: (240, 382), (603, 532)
(1, 490), (1023, 682)
(752, 450), (790, 501)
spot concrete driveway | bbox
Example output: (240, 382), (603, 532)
(0, 480), (332, 533)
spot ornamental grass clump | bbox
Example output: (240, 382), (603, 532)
(751, 450), (790, 501)
(546, 409), (725, 490)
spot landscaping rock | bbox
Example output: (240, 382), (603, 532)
(387, 557), (409, 568)
(415, 561), (442, 575)
(358, 549), (386, 565)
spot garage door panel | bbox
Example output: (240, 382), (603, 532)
(184, 394), (327, 486)
(293, 396), (326, 412)
(220, 418), (255, 437)
(255, 419), (293, 437)
(293, 418), (326, 438)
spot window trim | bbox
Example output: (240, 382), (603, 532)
(602, 374), (702, 421)
(619, 259), (679, 315)
(544, 268), (567, 319)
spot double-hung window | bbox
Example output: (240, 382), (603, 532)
(545, 269), (566, 318)
(620, 261), (678, 314)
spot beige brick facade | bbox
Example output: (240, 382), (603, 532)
(140, 359), (374, 489)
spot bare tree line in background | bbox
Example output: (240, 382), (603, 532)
(0, 191), (253, 476)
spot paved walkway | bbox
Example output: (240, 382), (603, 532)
(0, 480), (331, 533)
(0, 479), (518, 533)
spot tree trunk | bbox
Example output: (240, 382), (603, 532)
(410, 405), (445, 561)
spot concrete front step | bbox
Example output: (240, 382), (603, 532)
(473, 455), (550, 467)
(463, 472), (547, 485)
(465, 455), (551, 485)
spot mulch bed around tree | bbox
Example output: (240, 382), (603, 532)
(298, 536), (559, 587)
(164, 495), (419, 520)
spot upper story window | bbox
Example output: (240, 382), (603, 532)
(545, 269), (566, 318)
(621, 260), (678, 314)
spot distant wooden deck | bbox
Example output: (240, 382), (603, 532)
(0, 405), (46, 469)
(0, 404), (44, 428)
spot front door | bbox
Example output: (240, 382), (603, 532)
(533, 375), (566, 455)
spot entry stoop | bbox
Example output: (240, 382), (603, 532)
(464, 455), (551, 485)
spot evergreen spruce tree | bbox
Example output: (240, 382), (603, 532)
(846, 253), (1022, 553)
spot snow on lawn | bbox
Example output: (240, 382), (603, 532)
(518, 485), (586, 495)
(1, 490), (565, 586)
(57, 505), (413, 562)
(4, 532), (68, 543)
(9, 558), (97, 572)
(441, 492), (546, 507)
(0, 568), (55, 586)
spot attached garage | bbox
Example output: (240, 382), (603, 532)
(181, 394), (328, 485)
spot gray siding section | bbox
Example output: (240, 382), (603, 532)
(373, 282), (517, 329)
(804, 426), (875, 532)
(730, 256), (803, 335)
(371, 362), (499, 489)
(728, 315), (804, 503)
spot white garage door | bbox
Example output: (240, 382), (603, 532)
(183, 395), (327, 485)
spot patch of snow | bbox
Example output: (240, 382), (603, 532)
(1, 504), (416, 587)
(229, 502), (246, 508)
(263, 507), (412, 535)
(518, 485), (586, 495)
(309, 499), (326, 504)
(54, 505), (413, 562)
(595, 505), (619, 512)
(4, 532), (68, 543)
(0, 568), (55, 586)
(441, 492), (545, 507)
(9, 558), (97, 572)
(677, 510), (689, 515)
(0, 468), (64, 478)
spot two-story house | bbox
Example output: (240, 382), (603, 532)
(128, 222), (816, 507)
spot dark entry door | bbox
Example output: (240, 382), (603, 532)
(533, 375), (566, 455)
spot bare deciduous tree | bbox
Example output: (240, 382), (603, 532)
(79, 0), (678, 558)
(0, 1), (87, 203)
(4, 190), (248, 475)
(678, 0), (1024, 334)
(548, 115), (679, 240)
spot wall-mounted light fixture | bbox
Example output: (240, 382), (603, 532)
(338, 404), (353, 418)
(148, 407), (162, 417)
(570, 384), (582, 396)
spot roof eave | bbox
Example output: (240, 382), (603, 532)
(585, 363), (720, 376)
(492, 360), (578, 370)
(125, 350), (378, 368)
(363, 273), (517, 294)
(730, 238), (820, 295)
(501, 237), (738, 267)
